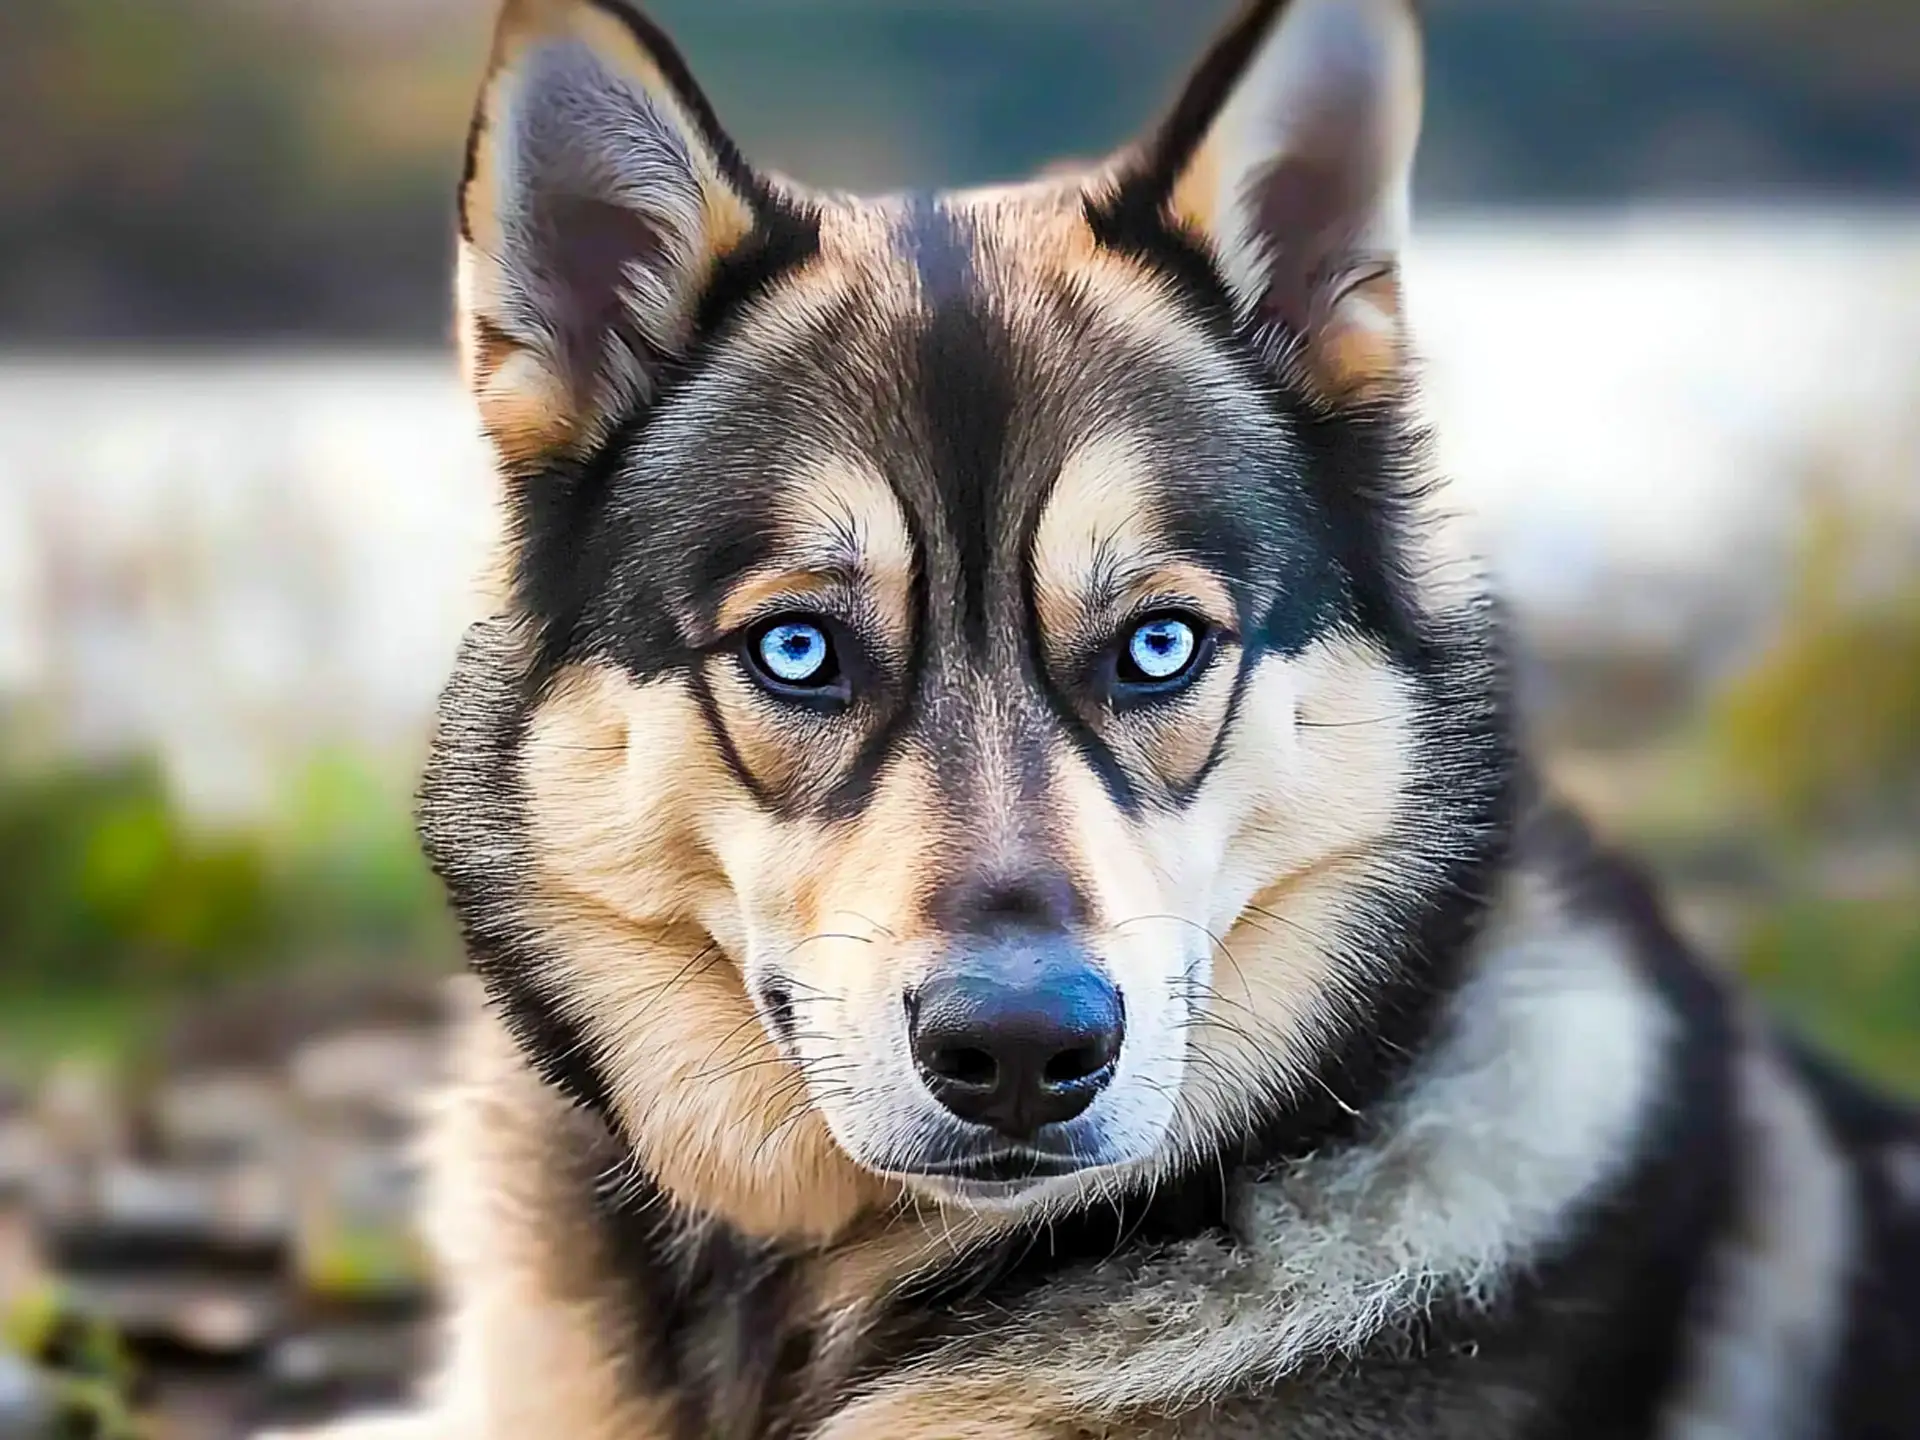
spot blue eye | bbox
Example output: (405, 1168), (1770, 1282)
(749, 617), (846, 698)
(1119, 615), (1203, 688)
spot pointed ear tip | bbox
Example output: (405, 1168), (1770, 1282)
(1267, 0), (1425, 76)
(492, 0), (647, 28)
(486, 0), (673, 62)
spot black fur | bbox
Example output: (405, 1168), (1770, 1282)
(596, 1175), (813, 1440)
(418, 621), (625, 1120)
(1788, 1043), (1920, 1439)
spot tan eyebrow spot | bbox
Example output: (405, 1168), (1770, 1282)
(715, 570), (840, 634)
(1031, 437), (1236, 653)
(1119, 562), (1236, 630)
(1032, 433), (1158, 642)
(713, 457), (915, 640)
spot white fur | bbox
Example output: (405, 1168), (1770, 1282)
(1659, 1036), (1855, 1440)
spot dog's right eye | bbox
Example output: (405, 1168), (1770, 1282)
(745, 617), (850, 704)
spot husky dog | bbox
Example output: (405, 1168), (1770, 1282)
(278, 1), (1920, 1436)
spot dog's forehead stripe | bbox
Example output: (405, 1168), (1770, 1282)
(909, 283), (1019, 650)
(895, 193), (979, 305)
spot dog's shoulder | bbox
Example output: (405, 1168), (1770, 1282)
(1781, 1037), (1920, 1439)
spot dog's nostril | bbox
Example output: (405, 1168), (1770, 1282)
(925, 1046), (998, 1089)
(1043, 1039), (1116, 1087)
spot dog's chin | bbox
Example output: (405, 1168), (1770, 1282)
(904, 1172), (1063, 1210)
(898, 1154), (1156, 1212)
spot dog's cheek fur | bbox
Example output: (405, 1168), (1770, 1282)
(516, 662), (894, 1238)
(717, 746), (953, 1173)
(519, 664), (725, 931)
(1126, 638), (1417, 1152)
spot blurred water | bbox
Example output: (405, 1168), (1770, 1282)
(2, 208), (1916, 815)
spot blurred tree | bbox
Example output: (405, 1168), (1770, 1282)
(1712, 488), (1920, 836)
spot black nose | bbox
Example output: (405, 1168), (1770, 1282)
(909, 933), (1123, 1139)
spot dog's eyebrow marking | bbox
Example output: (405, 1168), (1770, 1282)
(1031, 435), (1235, 649)
(1031, 433), (1156, 635)
(713, 457), (916, 637)
(714, 569), (844, 633)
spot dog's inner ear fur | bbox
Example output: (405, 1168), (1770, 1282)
(457, 0), (762, 465)
(1141, 0), (1423, 403)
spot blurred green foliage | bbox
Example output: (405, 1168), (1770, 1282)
(0, 759), (273, 991)
(1711, 501), (1920, 837)
(0, 748), (452, 1004)
(1746, 895), (1920, 1093)
(3, 1283), (144, 1440)
(1702, 482), (1920, 1093)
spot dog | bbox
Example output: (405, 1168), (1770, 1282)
(272, 0), (1920, 1436)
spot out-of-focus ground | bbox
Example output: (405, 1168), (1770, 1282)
(2, 0), (1916, 1435)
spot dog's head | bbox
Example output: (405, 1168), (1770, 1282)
(428, 0), (1510, 1235)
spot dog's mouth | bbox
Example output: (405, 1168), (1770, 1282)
(867, 1128), (1120, 1205)
(891, 1147), (1084, 1183)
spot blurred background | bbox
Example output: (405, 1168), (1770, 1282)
(0, 0), (1916, 1435)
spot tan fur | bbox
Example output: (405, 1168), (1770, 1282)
(515, 663), (896, 1239)
(426, 1014), (681, 1438)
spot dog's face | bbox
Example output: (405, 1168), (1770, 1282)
(429, 0), (1509, 1235)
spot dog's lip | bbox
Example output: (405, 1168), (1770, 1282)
(873, 1144), (1092, 1184)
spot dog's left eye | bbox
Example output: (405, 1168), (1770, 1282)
(747, 617), (848, 701)
(1115, 614), (1206, 692)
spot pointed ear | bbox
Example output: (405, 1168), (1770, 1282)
(457, 0), (804, 465)
(1107, 0), (1422, 405)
